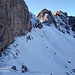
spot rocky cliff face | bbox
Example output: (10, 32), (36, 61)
(37, 9), (57, 26)
(0, 0), (31, 53)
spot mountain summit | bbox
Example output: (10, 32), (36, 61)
(37, 9), (57, 26)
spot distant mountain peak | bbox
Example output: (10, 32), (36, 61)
(37, 8), (57, 26)
(53, 10), (68, 18)
(37, 8), (52, 16)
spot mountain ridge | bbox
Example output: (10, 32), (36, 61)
(37, 8), (75, 38)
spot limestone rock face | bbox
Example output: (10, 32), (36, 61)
(0, 0), (31, 52)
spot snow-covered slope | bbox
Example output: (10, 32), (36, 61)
(0, 24), (75, 75)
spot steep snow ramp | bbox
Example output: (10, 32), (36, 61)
(0, 25), (75, 75)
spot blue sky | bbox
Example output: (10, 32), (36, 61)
(25, 0), (75, 16)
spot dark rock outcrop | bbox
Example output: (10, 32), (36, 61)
(0, 0), (31, 53)
(37, 9), (57, 26)
(68, 16), (75, 31)
(68, 16), (75, 25)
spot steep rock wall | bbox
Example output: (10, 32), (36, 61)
(0, 0), (31, 52)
